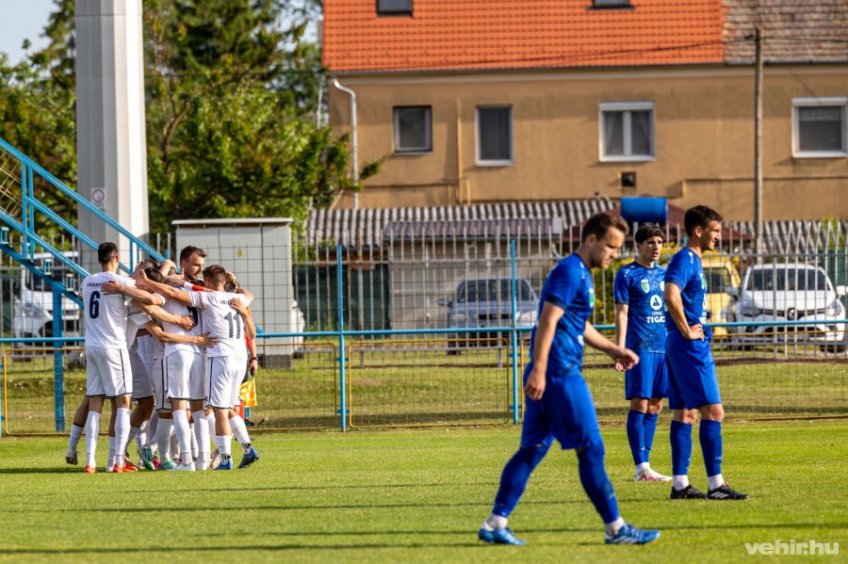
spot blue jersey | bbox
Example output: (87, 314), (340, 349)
(530, 253), (595, 373)
(664, 248), (712, 341)
(613, 262), (667, 353)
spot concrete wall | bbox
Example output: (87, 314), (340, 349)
(329, 64), (848, 220)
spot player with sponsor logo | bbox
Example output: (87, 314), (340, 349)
(664, 205), (749, 501)
(478, 213), (660, 546)
(613, 223), (672, 482)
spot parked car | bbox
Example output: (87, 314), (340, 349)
(701, 255), (741, 339)
(732, 262), (848, 351)
(440, 277), (538, 354)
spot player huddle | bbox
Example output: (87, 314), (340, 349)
(479, 205), (749, 547)
(64, 243), (260, 473)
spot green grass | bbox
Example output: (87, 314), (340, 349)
(0, 421), (846, 562)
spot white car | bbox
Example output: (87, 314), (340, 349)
(733, 263), (848, 351)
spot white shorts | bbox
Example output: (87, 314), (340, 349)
(152, 357), (171, 412)
(166, 350), (205, 401)
(86, 346), (132, 398)
(129, 346), (154, 400)
(206, 356), (246, 409)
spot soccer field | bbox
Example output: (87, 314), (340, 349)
(0, 421), (845, 562)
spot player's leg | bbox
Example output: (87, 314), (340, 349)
(167, 351), (195, 470)
(65, 396), (90, 465)
(478, 365), (550, 545)
(108, 347), (133, 473)
(639, 354), (670, 481)
(208, 357), (236, 469)
(189, 350), (210, 470)
(666, 334), (706, 499)
(83, 348), (109, 473)
(625, 353), (650, 476)
(229, 369), (259, 468)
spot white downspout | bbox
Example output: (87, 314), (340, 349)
(332, 78), (359, 209)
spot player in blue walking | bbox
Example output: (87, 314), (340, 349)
(664, 205), (749, 501)
(478, 212), (661, 546)
(613, 223), (672, 482)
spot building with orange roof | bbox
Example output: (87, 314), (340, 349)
(323, 0), (848, 221)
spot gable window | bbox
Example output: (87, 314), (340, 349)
(600, 102), (655, 162)
(592, 0), (632, 8)
(476, 106), (513, 165)
(393, 106), (431, 153)
(793, 97), (847, 157)
(378, 0), (412, 16)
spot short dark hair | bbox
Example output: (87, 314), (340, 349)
(144, 267), (165, 283)
(179, 245), (207, 264)
(684, 205), (723, 236)
(581, 212), (629, 243)
(97, 242), (118, 265)
(202, 264), (227, 286)
(135, 259), (156, 272)
(634, 223), (665, 244)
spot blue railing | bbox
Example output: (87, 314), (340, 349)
(0, 136), (170, 431)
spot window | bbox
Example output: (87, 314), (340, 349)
(377, 0), (412, 15)
(476, 106), (513, 165)
(393, 107), (431, 153)
(592, 0), (631, 7)
(600, 102), (655, 161)
(793, 97), (847, 157)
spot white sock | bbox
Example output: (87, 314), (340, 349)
(190, 422), (199, 459)
(129, 426), (141, 451)
(137, 420), (148, 451)
(707, 473), (724, 490)
(604, 517), (626, 536)
(108, 436), (117, 468)
(67, 423), (84, 455)
(172, 410), (193, 464)
(484, 514), (508, 530)
(229, 414), (252, 452)
(672, 475), (690, 491)
(84, 412), (101, 467)
(636, 462), (650, 473)
(115, 407), (131, 467)
(193, 410), (210, 466)
(206, 412), (217, 445)
(148, 411), (159, 440)
(155, 419), (173, 461)
(215, 434), (233, 458)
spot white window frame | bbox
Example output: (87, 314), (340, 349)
(792, 97), (848, 158)
(393, 106), (432, 154)
(599, 101), (656, 163)
(475, 106), (514, 166)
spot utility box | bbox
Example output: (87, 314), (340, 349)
(173, 218), (303, 367)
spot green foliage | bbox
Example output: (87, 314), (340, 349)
(0, 0), (375, 238)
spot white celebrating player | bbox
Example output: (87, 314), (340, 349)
(80, 242), (161, 473)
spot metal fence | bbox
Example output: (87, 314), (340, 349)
(2, 226), (848, 435)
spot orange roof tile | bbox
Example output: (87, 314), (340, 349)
(323, 0), (726, 73)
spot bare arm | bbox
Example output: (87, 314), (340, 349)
(664, 282), (704, 340)
(524, 301), (564, 401)
(230, 299), (257, 339)
(159, 259), (176, 275)
(139, 303), (194, 331)
(138, 273), (192, 306)
(613, 303), (629, 372)
(584, 321), (638, 370)
(144, 322), (218, 347)
(102, 280), (160, 305)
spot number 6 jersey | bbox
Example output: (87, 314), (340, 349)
(81, 271), (136, 349)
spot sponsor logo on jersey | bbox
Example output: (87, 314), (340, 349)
(640, 279), (650, 293)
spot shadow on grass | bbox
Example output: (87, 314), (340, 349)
(0, 467), (81, 474)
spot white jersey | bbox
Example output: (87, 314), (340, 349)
(161, 292), (201, 356)
(81, 271), (136, 349)
(188, 290), (249, 358)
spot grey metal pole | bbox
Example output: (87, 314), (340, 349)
(332, 78), (359, 209)
(754, 27), (764, 256)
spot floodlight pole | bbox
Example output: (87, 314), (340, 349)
(754, 27), (764, 256)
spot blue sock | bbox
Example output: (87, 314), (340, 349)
(699, 419), (723, 478)
(626, 410), (646, 465)
(577, 442), (620, 524)
(670, 420), (693, 476)
(491, 444), (550, 517)
(642, 412), (659, 463)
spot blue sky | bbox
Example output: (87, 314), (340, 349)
(0, 0), (54, 63)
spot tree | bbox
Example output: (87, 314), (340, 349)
(0, 0), (375, 238)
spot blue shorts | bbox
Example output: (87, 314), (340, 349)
(666, 332), (721, 410)
(521, 363), (603, 451)
(625, 350), (668, 400)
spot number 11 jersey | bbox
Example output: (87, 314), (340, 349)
(188, 290), (249, 358)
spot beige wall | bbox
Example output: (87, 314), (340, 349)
(329, 65), (848, 220)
